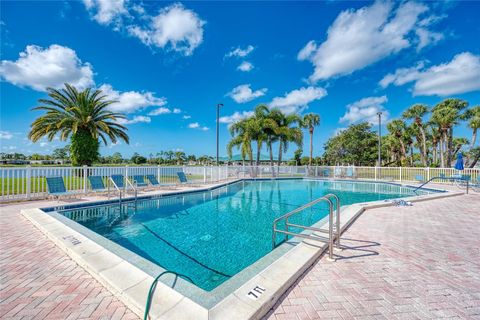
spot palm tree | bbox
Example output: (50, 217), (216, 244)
(269, 109), (303, 167)
(302, 113), (320, 166)
(431, 99), (468, 167)
(464, 106), (480, 150)
(228, 118), (254, 164)
(403, 104), (429, 166)
(29, 84), (129, 166)
(386, 120), (407, 164)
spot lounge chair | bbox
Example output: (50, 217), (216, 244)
(322, 169), (331, 177)
(130, 175), (148, 188)
(146, 174), (177, 190)
(46, 177), (79, 200)
(346, 167), (356, 179)
(88, 176), (108, 193)
(110, 174), (125, 189)
(177, 172), (201, 187)
(471, 176), (480, 192)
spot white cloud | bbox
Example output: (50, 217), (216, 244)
(380, 52), (480, 96)
(237, 61), (254, 72)
(226, 45), (254, 58)
(117, 115), (151, 124)
(219, 111), (254, 124)
(0, 44), (94, 91)
(298, 1), (440, 82)
(415, 28), (443, 51)
(340, 96), (389, 125)
(127, 3), (205, 56)
(148, 107), (171, 115)
(173, 108), (181, 114)
(227, 84), (267, 103)
(0, 131), (13, 140)
(188, 122), (209, 131)
(83, 0), (128, 26)
(99, 84), (166, 113)
(182, 115), (191, 119)
(269, 86), (327, 114)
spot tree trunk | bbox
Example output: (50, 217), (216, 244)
(440, 131), (446, 168)
(433, 142), (437, 165)
(471, 129), (477, 150)
(447, 128), (453, 166)
(468, 152), (480, 168)
(256, 142), (261, 167)
(309, 128), (313, 166)
(420, 127), (427, 166)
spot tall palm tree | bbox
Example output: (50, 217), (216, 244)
(302, 113), (320, 165)
(431, 99), (468, 167)
(29, 84), (129, 166)
(403, 104), (429, 166)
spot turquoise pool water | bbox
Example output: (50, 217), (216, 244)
(58, 179), (431, 291)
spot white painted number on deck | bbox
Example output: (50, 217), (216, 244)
(246, 285), (266, 300)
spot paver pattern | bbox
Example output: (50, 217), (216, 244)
(265, 193), (480, 320)
(1, 188), (479, 320)
(0, 200), (140, 320)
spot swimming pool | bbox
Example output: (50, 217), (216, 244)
(53, 178), (433, 292)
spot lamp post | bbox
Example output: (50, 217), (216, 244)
(377, 112), (382, 167)
(216, 103), (223, 165)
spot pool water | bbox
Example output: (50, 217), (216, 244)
(58, 179), (430, 291)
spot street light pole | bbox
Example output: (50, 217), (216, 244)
(377, 112), (382, 167)
(216, 103), (223, 165)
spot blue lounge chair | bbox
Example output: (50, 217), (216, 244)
(110, 174), (125, 189)
(131, 175), (148, 188)
(346, 167), (356, 179)
(322, 169), (331, 177)
(146, 174), (160, 186)
(177, 172), (200, 187)
(46, 177), (79, 200)
(88, 176), (107, 192)
(415, 175), (424, 182)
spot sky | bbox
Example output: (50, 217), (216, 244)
(1, 0), (479, 159)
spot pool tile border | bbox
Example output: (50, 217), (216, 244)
(21, 180), (463, 320)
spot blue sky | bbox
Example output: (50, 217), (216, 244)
(1, 0), (479, 158)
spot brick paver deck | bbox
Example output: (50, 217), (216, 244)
(0, 200), (140, 320)
(1, 190), (479, 319)
(265, 193), (480, 320)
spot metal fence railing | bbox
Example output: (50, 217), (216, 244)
(1, 165), (478, 202)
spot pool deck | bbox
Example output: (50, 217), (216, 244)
(1, 183), (479, 319)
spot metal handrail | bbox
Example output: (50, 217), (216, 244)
(125, 178), (138, 201)
(272, 194), (339, 261)
(108, 176), (122, 203)
(413, 176), (469, 194)
(324, 193), (341, 248)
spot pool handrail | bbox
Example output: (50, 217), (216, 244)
(413, 175), (469, 193)
(272, 193), (341, 261)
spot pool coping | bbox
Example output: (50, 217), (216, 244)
(21, 179), (463, 320)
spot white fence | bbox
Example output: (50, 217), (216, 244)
(0, 165), (478, 202)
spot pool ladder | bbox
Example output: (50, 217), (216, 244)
(272, 194), (341, 261)
(108, 176), (138, 210)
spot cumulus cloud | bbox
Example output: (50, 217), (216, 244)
(182, 115), (191, 119)
(340, 96), (389, 125)
(0, 44), (94, 91)
(173, 108), (181, 114)
(219, 111), (254, 124)
(226, 45), (254, 58)
(380, 52), (480, 96)
(269, 87), (327, 114)
(99, 84), (166, 113)
(83, 0), (128, 26)
(298, 1), (441, 82)
(237, 61), (254, 72)
(117, 115), (151, 124)
(127, 3), (205, 56)
(0, 131), (13, 140)
(188, 122), (209, 131)
(148, 107), (182, 115)
(227, 84), (267, 103)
